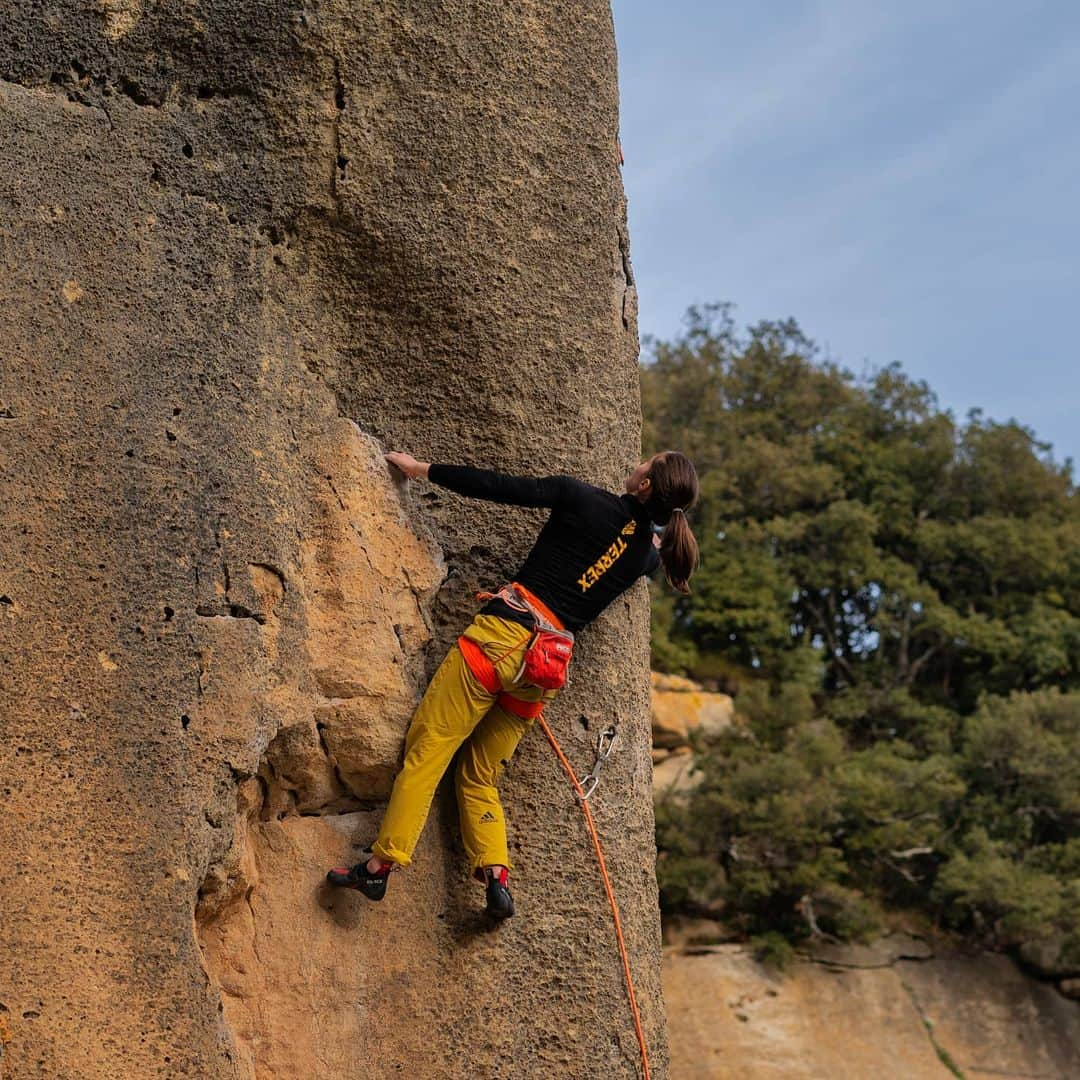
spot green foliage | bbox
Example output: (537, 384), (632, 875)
(646, 305), (1080, 954)
(751, 931), (796, 971)
(649, 584), (699, 674)
(932, 690), (1080, 948)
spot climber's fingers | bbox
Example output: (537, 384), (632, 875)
(385, 450), (424, 478)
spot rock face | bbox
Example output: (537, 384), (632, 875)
(0, 5), (666, 1078)
(663, 940), (1080, 1079)
(651, 672), (734, 749)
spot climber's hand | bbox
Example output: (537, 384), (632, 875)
(384, 451), (429, 479)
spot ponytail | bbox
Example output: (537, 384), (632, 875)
(659, 509), (699, 594)
(645, 452), (700, 594)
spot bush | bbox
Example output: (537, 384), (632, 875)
(751, 931), (796, 971)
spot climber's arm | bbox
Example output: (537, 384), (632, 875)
(428, 464), (575, 507)
(385, 452), (574, 508)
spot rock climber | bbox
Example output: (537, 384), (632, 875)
(326, 449), (699, 919)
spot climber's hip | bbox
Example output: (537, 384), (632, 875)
(370, 615), (556, 867)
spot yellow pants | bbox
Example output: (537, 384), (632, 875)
(372, 614), (558, 871)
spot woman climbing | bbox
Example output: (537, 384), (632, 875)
(326, 449), (699, 919)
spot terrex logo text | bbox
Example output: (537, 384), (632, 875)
(578, 536), (629, 592)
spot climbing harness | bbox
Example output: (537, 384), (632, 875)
(470, 582), (576, 691)
(476, 581), (563, 631)
(536, 715), (652, 1080)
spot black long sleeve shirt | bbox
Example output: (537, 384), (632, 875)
(428, 464), (661, 633)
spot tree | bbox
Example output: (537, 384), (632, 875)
(647, 305), (1080, 952)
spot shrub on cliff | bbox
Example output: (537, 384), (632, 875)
(644, 305), (1080, 953)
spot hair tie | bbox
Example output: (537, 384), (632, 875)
(671, 507), (685, 515)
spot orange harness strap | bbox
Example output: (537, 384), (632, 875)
(456, 634), (544, 719)
(475, 580), (566, 632)
(457, 635), (502, 695)
(496, 693), (545, 720)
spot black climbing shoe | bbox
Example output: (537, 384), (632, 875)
(326, 859), (393, 901)
(481, 866), (515, 920)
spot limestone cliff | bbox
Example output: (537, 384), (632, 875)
(663, 933), (1080, 1079)
(0, 4), (666, 1077)
(650, 672), (733, 799)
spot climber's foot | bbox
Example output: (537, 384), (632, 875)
(326, 859), (393, 901)
(480, 866), (514, 920)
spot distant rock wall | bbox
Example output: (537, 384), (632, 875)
(651, 672), (733, 798)
(663, 935), (1080, 1079)
(0, 4), (666, 1077)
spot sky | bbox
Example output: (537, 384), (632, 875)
(613, 0), (1079, 468)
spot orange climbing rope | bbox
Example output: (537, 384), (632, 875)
(535, 714), (652, 1080)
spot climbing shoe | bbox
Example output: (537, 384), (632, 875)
(480, 866), (515, 920)
(326, 859), (393, 901)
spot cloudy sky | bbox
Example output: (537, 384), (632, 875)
(613, 0), (1079, 467)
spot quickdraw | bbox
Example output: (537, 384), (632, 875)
(578, 725), (617, 801)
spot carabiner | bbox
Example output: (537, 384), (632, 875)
(595, 725), (617, 763)
(576, 726), (617, 802)
(578, 773), (600, 801)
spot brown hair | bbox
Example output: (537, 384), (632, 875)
(646, 451), (700, 594)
